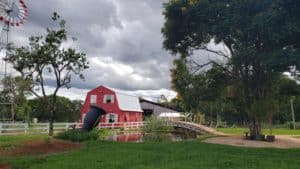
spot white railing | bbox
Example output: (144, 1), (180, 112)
(0, 122), (82, 135)
(98, 122), (145, 129)
(0, 122), (145, 135)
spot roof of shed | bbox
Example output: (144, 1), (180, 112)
(139, 98), (182, 112)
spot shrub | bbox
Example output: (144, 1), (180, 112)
(286, 121), (300, 129)
(143, 117), (173, 133)
(97, 129), (113, 140)
(55, 129), (98, 142)
(55, 129), (113, 142)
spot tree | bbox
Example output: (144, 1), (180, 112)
(0, 76), (31, 121)
(162, 0), (300, 138)
(171, 58), (232, 124)
(29, 96), (82, 122)
(6, 12), (89, 135)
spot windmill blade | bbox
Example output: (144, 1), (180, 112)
(0, 0), (27, 26)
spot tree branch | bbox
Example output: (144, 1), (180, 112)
(198, 46), (230, 59)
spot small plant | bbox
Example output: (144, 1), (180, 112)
(97, 129), (113, 140)
(142, 117), (173, 133)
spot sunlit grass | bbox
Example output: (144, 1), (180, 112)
(1, 135), (300, 169)
(217, 128), (300, 135)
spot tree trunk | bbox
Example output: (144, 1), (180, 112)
(48, 95), (57, 136)
(11, 102), (15, 122)
(49, 114), (54, 136)
(249, 118), (262, 139)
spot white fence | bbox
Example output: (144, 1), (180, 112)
(98, 122), (144, 129)
(0, 122), (144, 135)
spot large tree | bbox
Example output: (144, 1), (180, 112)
(162, 0), (300, 138)
(6, 13), (89, 135)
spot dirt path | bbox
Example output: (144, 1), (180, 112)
(0, 139), (83, 156)
(0, 163), (10, 169)
(203, 135), (300, 148)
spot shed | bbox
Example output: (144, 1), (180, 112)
(139, 99), (183, 120)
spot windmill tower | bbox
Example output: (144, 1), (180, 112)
(0, 0), (27, 121)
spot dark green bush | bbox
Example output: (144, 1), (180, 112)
(55, 129), (113, 142)
(55, 129), (98, 142)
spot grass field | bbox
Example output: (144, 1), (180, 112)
(217, 128), (300, 135)
(1, 135), (300, 169)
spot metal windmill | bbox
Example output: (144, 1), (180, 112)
(0, 0), (28, 80)
(0, 0), (27, 121)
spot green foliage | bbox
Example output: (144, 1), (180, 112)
(29, 96), (82, 122)
(162, 0), (300, 136)
(286, 121), (300, 130)
(55, 129), (113, 142)
(142, 116), (173, 133)
(6, 12), (89, 135)
(55, 130), (98, 142)
(0, 76), (32, 121)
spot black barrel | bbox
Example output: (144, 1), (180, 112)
(83, 105), (106, 131)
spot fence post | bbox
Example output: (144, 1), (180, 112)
(47, 123), (50, 134)
(0, 123), (2, 135)
(24, 123), (29, 134)
(65, 123), (69, 131)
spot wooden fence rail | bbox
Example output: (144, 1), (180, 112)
(0, 122), (145, 135)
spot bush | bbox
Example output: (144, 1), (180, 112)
(143, 117), (173, 133)
(55, 129), (98, 142)
(55, 129), (113, 142)
(286, 121), (300, 129)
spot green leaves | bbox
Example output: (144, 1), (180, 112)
(7, 12), (89, 94)
(5, 12), (89, 133)
(163, 1), (300, 134)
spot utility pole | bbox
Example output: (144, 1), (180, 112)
(290, 98), (296, 130)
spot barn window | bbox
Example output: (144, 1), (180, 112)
(90, 95), (97, 104)
(106, 113), (118, 123)
(103, 95), (114, 104)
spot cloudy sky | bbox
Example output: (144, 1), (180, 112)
(1, 0), (181, 101)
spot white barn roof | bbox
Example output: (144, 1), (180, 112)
(106, 86), (143, 112)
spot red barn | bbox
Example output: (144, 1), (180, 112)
(81, 85), (143, 128)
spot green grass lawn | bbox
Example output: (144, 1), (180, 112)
(217, 128), (300, 135)
(1, 136), (300, 169)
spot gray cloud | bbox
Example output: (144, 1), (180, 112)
(4, 0), (178, 100)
